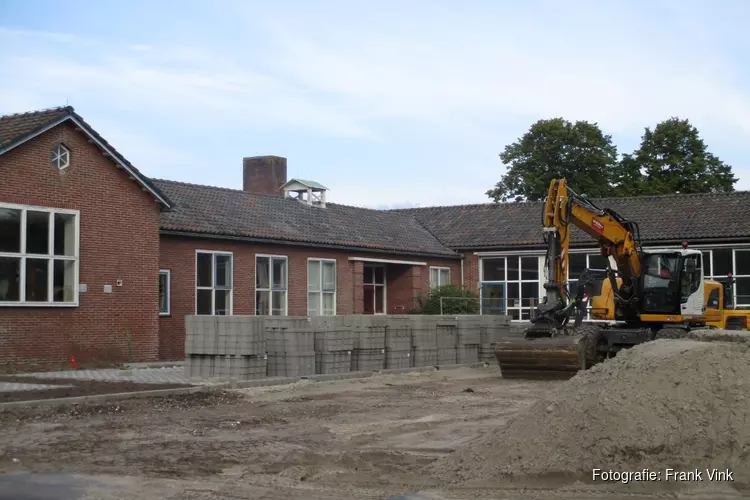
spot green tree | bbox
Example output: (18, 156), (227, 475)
(616, 117), (737, 195)
(486, 118), (619, 203)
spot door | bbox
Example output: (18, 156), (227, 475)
(363, 264), (386, 314)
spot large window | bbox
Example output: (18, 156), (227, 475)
(256, 255), (287, 315)
(480, 256), (540, 320)
(308, 258), (336, 316)
(0, 203), (78, 306)
(159, 269), (170, 316)
(363, 264), (386, 314)
(195, 251), (232, 315)
(701, 248), (750, 307)
(430, 266), (451, 289)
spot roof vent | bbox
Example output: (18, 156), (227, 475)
(281, 179), (329, 207)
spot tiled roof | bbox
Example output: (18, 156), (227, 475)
(0, 106), (173, 208)
(152, 179), (459, 258)
(283, 179), (329, 190)
(392, 191), (750, 250)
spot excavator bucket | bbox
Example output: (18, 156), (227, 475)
(494, 322), (585, 380)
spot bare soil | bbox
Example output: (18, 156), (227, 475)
(0, 365), (745, 499)
(0, 375), (191, 403)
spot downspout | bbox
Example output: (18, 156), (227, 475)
(460, 255), (465, 288)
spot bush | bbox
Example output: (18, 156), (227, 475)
(412, 284), (480, 315)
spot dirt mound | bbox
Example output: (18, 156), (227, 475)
(431, 338), (750, 484)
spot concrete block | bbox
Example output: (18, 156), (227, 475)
(315, 351), (353, 374)
(265, 317), (315, 354)
(352, 348), (385, 372)
(479, 343), (498, 362)
(436, 324), (458, 349)
(385, 320), (412, 351)
(385, 348), (411, 370)
(312, 317), (355, 352)
(458, 344), (479, 364)
(456, 316), (481, 345)
(437, 347), (457, 366)
(267, 353), (315, 377)
(412, 347), (437, 367)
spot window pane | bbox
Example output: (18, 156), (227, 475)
(482, 258), (505, 281)
(521, 257), (537, 280)
(713, 249), (733, 277)
(215, 289), (230, 315)
(197, 253), (213, 287)
(736, 277), (750, 305)
(53, 259), (76, 303)
(0, 257), (20, 301)
(159, 273), (168, 313)
(521, 282), (538, 308)
(589, 254), (609, 270)
(430, 268), (439, 286)
(26, 211), (50, 254)
(521, 309), (531, 320)
(272, 258), (286, 289)
(736, 250), (750, 276)
(440, 268), (450, 286)
(507, 257), (518, 280)
(363, 285), (374, 314)
(256, 257), (270, 288)
(375, 286), (384, 313)
(308, 291), (320, 316)
(702, 251), (712, 276)
(507, 282), (519, 300)
(308, 260), (321, 292)
(197, 289), (212, 315)
(374, 266), (385, 285)
(567, 279), (578, 297)
(569, 254), (587, 280)
(215, 254), (231, 288)
(25, 258), (49, 301)
(256, 290), (269, 315)
(322, 292), (335, 315)
(272, 290), (286, 315)
(509, 309), (520, 320)
(322, 262), (336, 290)
(53, 213), (76, 256)
(364, 265), (374, 284)
(0, 208), (21, 253)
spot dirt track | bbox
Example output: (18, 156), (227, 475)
(0, 365), (745, 499)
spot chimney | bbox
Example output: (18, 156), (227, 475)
(242, 155), (287, 196)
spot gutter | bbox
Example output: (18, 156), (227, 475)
(160, 230), (462, 260)
(459, 237), (750, 253)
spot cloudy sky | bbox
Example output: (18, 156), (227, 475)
(2, 0), (749, 208)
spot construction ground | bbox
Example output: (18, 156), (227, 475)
(1, 333), (749, 500)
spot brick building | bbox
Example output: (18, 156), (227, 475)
(3, 105), (750, 366)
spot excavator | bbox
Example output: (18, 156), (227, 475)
(494, 178), (750, 380)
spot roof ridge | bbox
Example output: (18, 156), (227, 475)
(0, 105), (73, 121)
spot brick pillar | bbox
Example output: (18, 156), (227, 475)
(410, 266), (423, 310)
(352, 261), (365, 314)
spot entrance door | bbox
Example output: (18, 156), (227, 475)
(480, 283), (505, 315)
(363, 264), (386, 314)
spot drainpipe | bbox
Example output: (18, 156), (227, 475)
(460, 255), (465, 289)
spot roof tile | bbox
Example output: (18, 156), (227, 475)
(0, 106), (71, 151)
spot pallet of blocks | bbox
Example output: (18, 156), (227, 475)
(435, 318), (459, 365)
(478, 315), (512, 362)
(456, 316), (481, 364)
(264, 317), (315, 377)
(409, 316), (438, 366)
(312, 316), (355, 374)
(184, 316), (267, 380)
(384, 316), (412, 369)
(351, 316), (386, 371)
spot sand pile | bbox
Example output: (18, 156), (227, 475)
(431, 337), (750, 484)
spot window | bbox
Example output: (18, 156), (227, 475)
(698, 248), (750, 307)
(480, 256), (540, 320)
(159, 269), (170, 316)
(308, 259), (336, 316)
(195, 251), (232, 315)
(256, 255), (287, 315)
(363, 264), (386, 314)
(0, 203), (78, 306)
(52, 144), (70, 170)
(430, 267), (451, 289)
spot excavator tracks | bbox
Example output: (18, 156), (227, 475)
(494, 324), (602, 380)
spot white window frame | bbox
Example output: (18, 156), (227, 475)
(255, 254), (288, 316)
(0, 202), (80, 307)
(699, 248), (750, 307)
(159, 269), (171, 316)
(430, 266), (452, 289)
(195, 250), (233, 315)
(307, 258), (337, 316)
(52, 143), (70, 170)
(479, 256), (541, 320)
(363, 263), (387, 315)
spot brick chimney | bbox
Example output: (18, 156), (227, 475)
(242, 155), (287, 196)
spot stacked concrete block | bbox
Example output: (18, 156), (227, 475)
(436, 320), (459, 365)
(410, 316), (439, 367)
(351, 316), (386, 371)
(479, 314), (512, 362)
(312, 316), (355, 374)
(384, 317), (412, 369)
(456, 316), (481, 364)
(265, 317), (315, 377)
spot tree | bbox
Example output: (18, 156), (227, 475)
(616, 117), (737, 195)
(486, 118), (619, 203)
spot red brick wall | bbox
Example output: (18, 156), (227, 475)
(0, 122), (162, 368)
(462, 252), (480, 293)
(159, 234), (461, 360)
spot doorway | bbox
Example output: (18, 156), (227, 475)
(363, 264), (386, 314)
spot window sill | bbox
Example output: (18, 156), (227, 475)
(159, 313), (172, 318)
(0, 302), (79, 308)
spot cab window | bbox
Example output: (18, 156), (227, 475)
(707, 288), (720, 309)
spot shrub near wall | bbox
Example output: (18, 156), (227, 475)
(412, 285), (480, 315)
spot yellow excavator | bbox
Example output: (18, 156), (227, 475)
(494, 178), (750, 380)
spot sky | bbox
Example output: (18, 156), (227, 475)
(2, 0), (750, 209)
